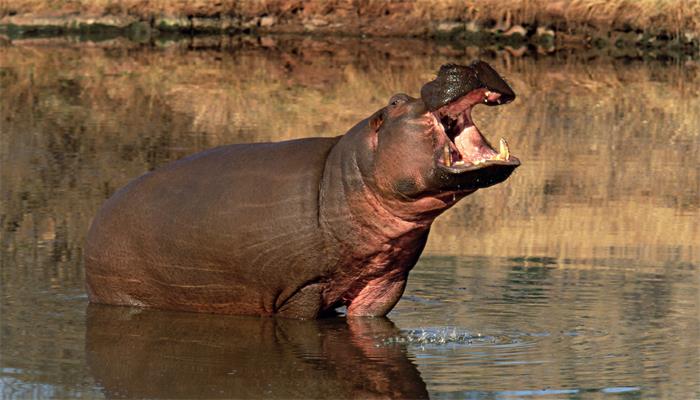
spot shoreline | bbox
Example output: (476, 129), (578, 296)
(1, 7), (698, 58)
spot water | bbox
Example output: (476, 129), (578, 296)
(1, 36), (699, 398)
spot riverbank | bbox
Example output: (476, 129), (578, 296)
(1, 0), (699, 56)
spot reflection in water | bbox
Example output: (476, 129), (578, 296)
(393, 256), (699, 398)
(85, 305), (427, 399)
(1, 36), (699, 398)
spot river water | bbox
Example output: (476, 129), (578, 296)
(1, 36), (699, 399)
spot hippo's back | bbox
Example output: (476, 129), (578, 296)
(84, 136), (340, 315)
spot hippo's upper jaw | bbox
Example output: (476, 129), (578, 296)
(423, 61), (520, 191)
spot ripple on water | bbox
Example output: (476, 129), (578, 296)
(382, 327), (542, 350)
(494, 386), (641, 398)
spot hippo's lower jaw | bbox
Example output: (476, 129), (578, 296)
(430, 87), (520, 191)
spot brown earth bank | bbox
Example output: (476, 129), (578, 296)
(1, 0), (699, 55)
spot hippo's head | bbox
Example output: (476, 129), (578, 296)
(355, 61), (520, 216)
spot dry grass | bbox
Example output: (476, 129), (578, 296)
(427, 0), (700, 36)
(1, 0), (698, 37)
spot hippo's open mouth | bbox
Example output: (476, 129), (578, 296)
(421, 61), (520, 190)
(431, 88), (520, 173)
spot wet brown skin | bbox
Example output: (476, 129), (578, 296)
(84, 61), (520, 319)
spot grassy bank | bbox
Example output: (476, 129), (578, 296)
(1, 0), (698, 54)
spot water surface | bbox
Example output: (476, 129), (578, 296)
(1, 36), (699, 398)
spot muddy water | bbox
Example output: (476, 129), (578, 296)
(1, 36), (699, 398)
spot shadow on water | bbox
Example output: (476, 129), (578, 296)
(85, 305), (428, 399)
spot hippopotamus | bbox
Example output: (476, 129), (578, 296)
(84, 61), (520, 319)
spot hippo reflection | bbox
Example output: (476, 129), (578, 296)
(85, 305), (428, 399)
(85, 61), (519, 318)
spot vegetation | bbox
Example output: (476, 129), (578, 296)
(1, 0), (698, 51)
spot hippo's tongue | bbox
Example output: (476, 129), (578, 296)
(432, 86), (512, 167)
(451, 125), (510, 166)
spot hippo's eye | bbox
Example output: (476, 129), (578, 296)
(389, 94), (410, 107)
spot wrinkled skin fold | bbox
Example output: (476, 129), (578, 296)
(84, 60), (520, 319)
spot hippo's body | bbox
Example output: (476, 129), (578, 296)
(85, 61), (520, 318)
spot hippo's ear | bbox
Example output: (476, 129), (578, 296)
(369, 111), (384, 132)
(367, 110), (384, 150)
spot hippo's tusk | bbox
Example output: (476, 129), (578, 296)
(498, 138), (510, 160)
(443, 144), (452, 166)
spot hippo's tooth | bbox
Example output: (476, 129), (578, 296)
(498, 137), (510, 160)
(443, 144), (452, 166)
(454, 160), (465, 165)
(473, 159), (485, 165)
